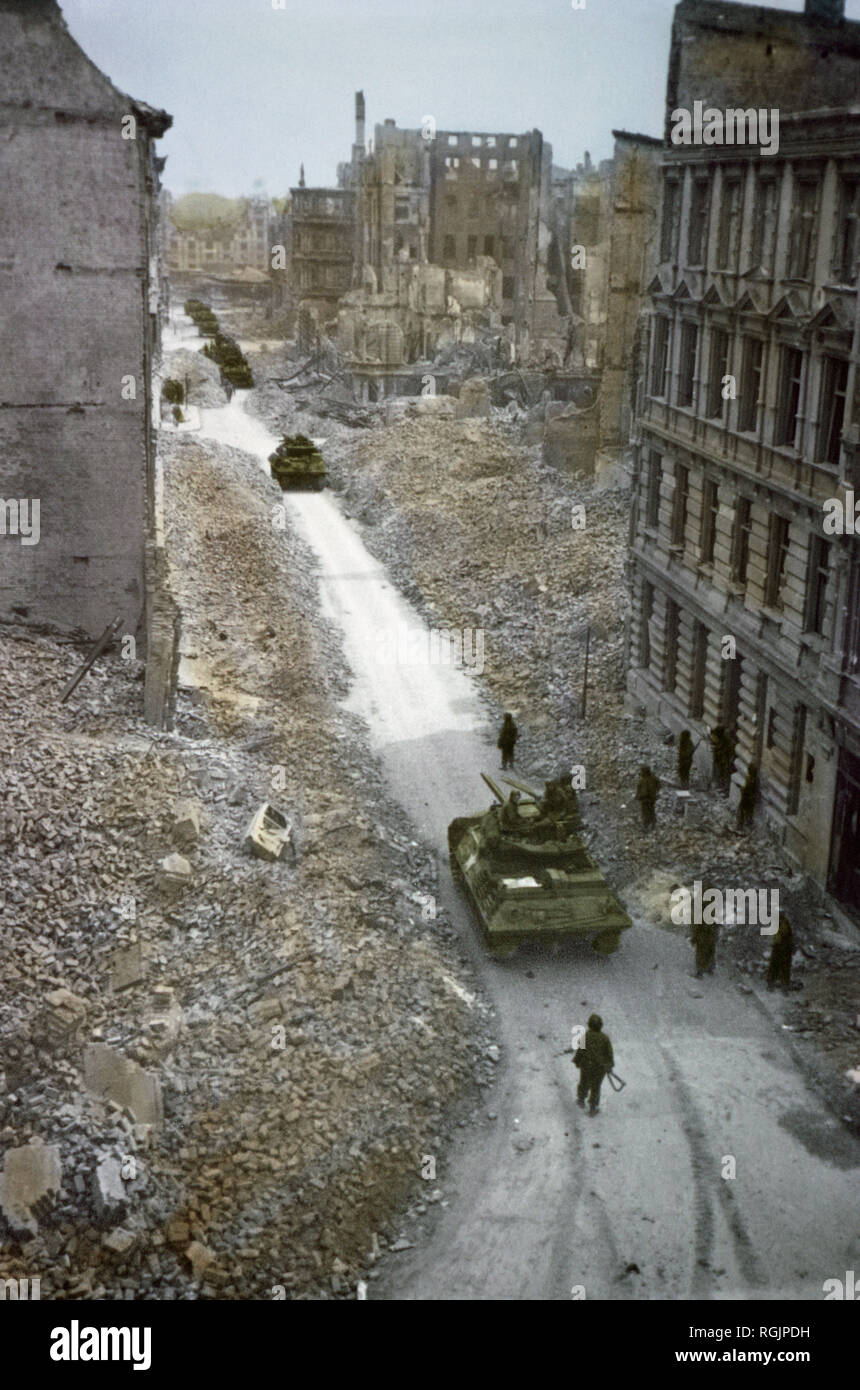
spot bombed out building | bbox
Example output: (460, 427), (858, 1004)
(0, 0), (171, 654)
(627, 0), (860, 913)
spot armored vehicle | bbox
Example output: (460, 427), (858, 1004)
(448, 773), (632, 957)
(268, 434), (326, 491)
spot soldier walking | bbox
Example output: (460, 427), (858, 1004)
(691, 919), (718, 977)
(736, 763), (759, 830)
(636, 765), (661, 828)
(678, 730), (696, 789)
(498, 713), (518, 770)
(575, 1014), (615, 1117)
(767, 914), (793, 990)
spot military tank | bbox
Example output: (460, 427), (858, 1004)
(448, 773), (632, 958)
(268, 434), (326, 491)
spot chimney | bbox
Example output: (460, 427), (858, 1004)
(804, 0), (845, 20)
(355, 91), (365, 149)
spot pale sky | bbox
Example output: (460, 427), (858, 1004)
(60, 0), (860, 199)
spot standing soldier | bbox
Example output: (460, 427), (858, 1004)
(767, 914), (793, 990)
(636, 765), (661, 829)
(498, 713), (518, 770)
(575, 1014), (615, 1116)
(736, 762), (759, 830)
(678, 730), (696, 789)
(710, 725), (734, 796)
(691, 917), (718, 978)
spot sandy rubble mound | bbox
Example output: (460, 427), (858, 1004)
(0, 427), (495, 1300)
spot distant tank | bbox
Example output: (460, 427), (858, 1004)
(448, 773), (632, 958)
(269, 434), (326, 491)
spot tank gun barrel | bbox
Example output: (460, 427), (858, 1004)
(481, 772), (506, 803)
(503, 776), (542, 800)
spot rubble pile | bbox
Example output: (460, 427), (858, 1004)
(0, 428), (495, 1299)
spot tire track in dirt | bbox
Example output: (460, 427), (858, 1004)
(660, 1044), (766, 1295)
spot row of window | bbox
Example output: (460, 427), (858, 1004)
(642, 452), (831, 632)
(637, 590), (810, 815)
(661, 167), (860, 285)
(294, 193), (352, 217)
(444, 156), (518, 176)
(440, 232), (510, 261)
(445, 134), (519, 149)
(648, 316), (849, 464)
(299, 263), (350, 290)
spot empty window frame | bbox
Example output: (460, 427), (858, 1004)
(774, 346), (804, 448)
(664, 597), (680, 693)
(671, 464), (689, 548)
(650, 316), (670, 397)
(805, 534), (830, 635)
(700, 477), (719, 564)
(732, 497), (752, 585)
(751, 176), (778, 272)
(677, 322), (698, 407)
(639, 580), (654, 668)
(442, 234), (456, 261)
(645, 450), (662, 528)
(845, 557), (860, 676)
(661, 179), (680, 262)
(738, 337), (764, 433)
(690, 621), (708, 719)
(817, 356), (849, 466)
(788, 179), (818, 279)
(687, 177), (710, 266)
(717, 177), (742, 270)
(707, 328), (730, 418)
(833, 177), (860, 284)
(786, 703), (807, 817)
(467, 234), (477, 259)
(765, 513), (791, 608)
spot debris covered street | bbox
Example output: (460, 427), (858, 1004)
(2, 0), (859, 1333)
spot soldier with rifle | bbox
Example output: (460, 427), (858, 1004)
(574, 1014), (615, 1117)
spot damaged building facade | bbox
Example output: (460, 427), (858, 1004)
(0, 0), (172, 673)
(627, 0), (860, 912)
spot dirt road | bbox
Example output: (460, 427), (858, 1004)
(196, 392), (859, 1302)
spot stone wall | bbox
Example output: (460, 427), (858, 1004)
(0, 0), (170, 641)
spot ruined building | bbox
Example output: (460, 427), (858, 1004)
(0, 0), (171, 652)
(290, 97), (363, 338)
(548, 134), (663, 468)
(166, 194), (275, 276)
(428, 126), (561, 346)
(290, 186), (356, 339)
(627, 0), (860, 911)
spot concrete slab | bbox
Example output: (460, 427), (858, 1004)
(82, 1044), (163, 1129)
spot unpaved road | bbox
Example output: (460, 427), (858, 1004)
(194, 389), (859, 1302)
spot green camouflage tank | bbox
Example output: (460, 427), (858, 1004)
(448, 773), (632, 958)
(269, 434), (326, 491)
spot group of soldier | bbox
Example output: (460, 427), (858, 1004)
(494, 714), (797, 1119)
(634, 725), (759, 831)
(690, 909), (794, 989)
